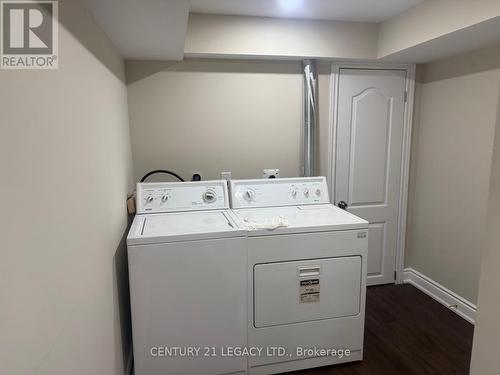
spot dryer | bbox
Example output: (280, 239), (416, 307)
(127, 180), (247, 375)
(229, 177), (369, 375)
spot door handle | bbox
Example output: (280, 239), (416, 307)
(298, 266), (321, 277)
(338, 201), (348, 210)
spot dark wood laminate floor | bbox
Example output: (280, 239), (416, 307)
(289, 284), (474, 375)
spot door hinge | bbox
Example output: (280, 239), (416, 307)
(394, 270), (397, 281)
(404, 91), (408, 102)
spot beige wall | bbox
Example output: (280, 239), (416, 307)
(406, 45), (500, 304)
(126, 59), (332, 182)
(0, 1), (133, 374)
(469, 77), (500, 375)
(185, 13), (378, 60)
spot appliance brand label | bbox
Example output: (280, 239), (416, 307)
(299, 278), (320, 303)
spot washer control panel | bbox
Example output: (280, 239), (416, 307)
(230, 177), (329, 208)
(136, 180), (228, 214)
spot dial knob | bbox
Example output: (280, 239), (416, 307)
(146, 195), (154, 203)
(315, 189), (321, 197)
(289, 186), (299, 199)
(303, 188), (310, 198)
(244, 189), (255, 202)
(203, 189), (217, 203)
(161, 194), (169, 202)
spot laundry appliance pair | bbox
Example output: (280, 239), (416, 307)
(127, 177), (368, 375)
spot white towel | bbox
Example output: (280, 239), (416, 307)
(243, 215), (289, 230)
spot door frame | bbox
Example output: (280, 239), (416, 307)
(327, 62), (416, 285)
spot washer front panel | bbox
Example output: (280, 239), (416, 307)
(136, 180), (229, 214)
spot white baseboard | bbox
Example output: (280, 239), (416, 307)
(125, 345), (133, 375)
(403, 268), (476, 325)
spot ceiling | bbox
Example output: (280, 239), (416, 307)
(189, 0), (425, 23)
(82, 0), (189, 60)
(381, 16), (500, 63)
(82, 0), (500, 63)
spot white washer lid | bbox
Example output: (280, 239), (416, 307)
(127, 210), (245, 245)
(232, 204), (368, 236)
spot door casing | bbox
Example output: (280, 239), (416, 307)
(327, 62), (416, 285)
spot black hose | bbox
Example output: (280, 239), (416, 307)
(140, 170), (185, 182)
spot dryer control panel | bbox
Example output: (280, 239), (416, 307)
(230, 177), (330, 208)
(136, 180), (229, 214)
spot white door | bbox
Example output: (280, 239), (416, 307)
(333, 68), (406, 285)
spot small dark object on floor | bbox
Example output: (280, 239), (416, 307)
(289, 284), (474, 375)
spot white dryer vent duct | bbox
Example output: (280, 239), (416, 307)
(302, 59), (317, 177)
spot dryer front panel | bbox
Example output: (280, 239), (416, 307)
(246, 230), (368, 370)
(254, 256), (362, 328)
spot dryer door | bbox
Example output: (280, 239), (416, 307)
(254, 256), (362, 328)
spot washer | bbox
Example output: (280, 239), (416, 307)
(127, 180), (247, 375)
(229, 177), (369, 375)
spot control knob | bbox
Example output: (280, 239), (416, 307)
(303, 188), (310, 198)
(315, 189), (321, 197)
(244, 189), (255, 202)
(145, 195), (154, 204)
(203, 189), (217, 203)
